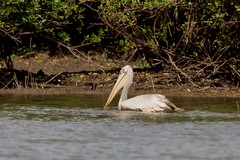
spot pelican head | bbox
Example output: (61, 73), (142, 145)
(104, 65), (133, 109)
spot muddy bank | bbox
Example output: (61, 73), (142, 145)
(1, 83), (239, 98)
(0, 53), (239, 97)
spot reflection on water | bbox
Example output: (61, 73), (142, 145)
(0, 94), (240, 160)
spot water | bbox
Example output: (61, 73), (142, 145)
(0, 94), (240, 160)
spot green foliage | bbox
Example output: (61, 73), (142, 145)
(0, 0), (239, 83)
(0, 0), (85, 45)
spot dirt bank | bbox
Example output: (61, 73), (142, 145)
(1, 85), (239, 98)
(0, 53), (239, 97)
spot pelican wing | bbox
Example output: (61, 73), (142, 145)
(120, 94), (183, 112)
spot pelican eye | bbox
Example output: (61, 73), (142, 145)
(120, 69), (126, 74)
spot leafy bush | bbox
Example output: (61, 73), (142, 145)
(0, 0), (239, 85)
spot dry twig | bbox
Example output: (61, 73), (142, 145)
(236, 101), (239, 113)
(165, 50), (200, 88)
(0, 77), (15, 90)
(42, 72), (62, 87)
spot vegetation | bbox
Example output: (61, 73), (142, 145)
(0, 0), (240, 88)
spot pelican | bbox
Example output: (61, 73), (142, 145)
(104, 65), (184, 112)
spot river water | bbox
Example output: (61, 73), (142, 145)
(0, 94), (240, 160)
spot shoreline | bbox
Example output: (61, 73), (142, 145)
(1, 85), (239, 98)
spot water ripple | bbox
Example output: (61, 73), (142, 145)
(0, 95), (240, 160)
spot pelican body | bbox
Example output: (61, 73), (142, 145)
(104, 65), (183, 112)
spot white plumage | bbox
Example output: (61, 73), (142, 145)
(104, 65), (183, 112)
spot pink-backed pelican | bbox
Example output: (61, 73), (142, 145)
(104, 65), (184, 112)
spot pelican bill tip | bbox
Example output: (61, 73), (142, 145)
(175, 108), (184, 112)
(103, 104), (108, 109)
